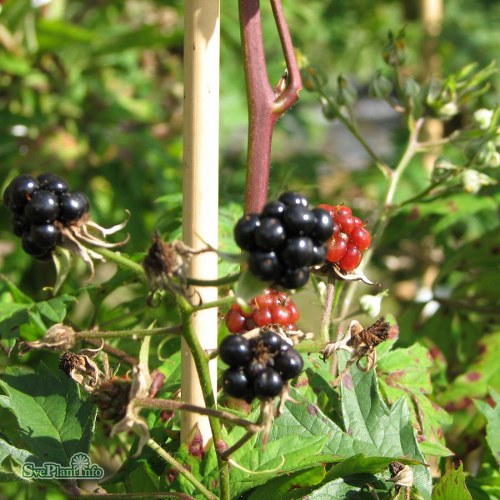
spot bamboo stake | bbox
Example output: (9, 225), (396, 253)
(181, 0), (220, 444)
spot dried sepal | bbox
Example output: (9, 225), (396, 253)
(143, 232), (211, 301)
(18, 323), (76, 354)
(388, 461), (414, 499)
(110, 363), (152, 456)
(56, 211), (130, 281)
(312, 262), (378, 286)
(319, 318), (390, 386)
(58, 342), (104, 392)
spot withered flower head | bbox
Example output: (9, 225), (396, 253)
(92, 377), (132, 422)
(58, 344), (104, 392)
(19, 323), (76, 354)
(142, 232), (209, 300)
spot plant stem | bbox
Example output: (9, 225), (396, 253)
(339, 118), (424, 321)
(319, 281), (336, 342)
(135, 398), (262, 432)
(187, 273), (240, 287)
(147, 438), (217, 500)
(92, 247), (145, 278)
(77, 325), (183, 340)
(192, 295), (235, 312)
(176, 295), (230, 500)
(321, 96), (391, 177)
(82, 338), (139, 367)
(239, 0), (302, 212)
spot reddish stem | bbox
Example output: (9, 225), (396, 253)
(239, 0), (302, 213)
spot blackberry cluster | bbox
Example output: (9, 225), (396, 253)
(319, 204), (372, 273)
(234, 192), (334, 289)
(220, 330), (304, 402)
(224, 289), (299, 334)
(3, 173), (89, 260)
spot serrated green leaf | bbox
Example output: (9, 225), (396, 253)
(300, 477), (378, 499)
(0, 363), (97, 467)
(339, 356), (432, 498)
(35, 295), (76, 323)
(247, 466), (326, 500)
(377, 343), (452, 456)
(432, 463), (472, 499)
(475, 390), (500, 466)
(0, 437), (36, 481)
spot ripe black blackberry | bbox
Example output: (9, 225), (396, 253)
(233, 192), (334, 289)
(219, 328), (304, 403)
(2, 172), (90, 260)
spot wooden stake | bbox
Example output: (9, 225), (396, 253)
(181, 0), (220, 444)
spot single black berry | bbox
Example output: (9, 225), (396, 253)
(310, 244), (328, 266)
(25, 190), (60, 223)
(30, 223), (60, 249)
(59, 191), (89, 223)
(37, 173), (69, 195)
(274, 349), (304, 380)
(222, 368), (251, 399)
(5, 175), (40, 214)
(278, 192), (309, 208)
(259, 330), (282, 354)
(278, 267), (310, 289)
(248, 251), (283, 281)
(281, 237), (314, 268)
(245, 360), (266, 380)
(310, 207), (334, 242)
(21, 233), (52, 260)
(11, 216), (29, 237)
(218, 335), (253, 368)
(261, 201), (286, 219)
(253, 368), (283, 399)
(234, 213), (260, 251)
(282, 205), (316, 236)
(254, 217), (286, 250)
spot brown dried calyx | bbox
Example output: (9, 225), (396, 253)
(18, 323), (76, 354)
(91, 377), (132, 422)
(58, 344), (104, 392)
(320, 317), (390, 385)
(142, 231), (210, 301)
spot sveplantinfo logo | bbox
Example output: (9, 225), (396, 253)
(22, 452), (104, 480)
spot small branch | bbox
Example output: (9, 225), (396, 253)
(192, 295), (236, 313)
(319, 281), (336, 342)
(91, 247), (145, 278)
(147, 438), (217, 500)
(135, 398), (262, 433)
(186, 273), (240, 287)
(82, 338), (138, 367)
(220, 429), (256, 461)
(77, 325), (183, 340)
(239, 0), (302, 212)
(270, 0), (302, 113)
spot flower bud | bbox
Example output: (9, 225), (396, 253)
(473, 108), (494, 130)
(369, 72), (393, 100)
(360, 290), (388, 318)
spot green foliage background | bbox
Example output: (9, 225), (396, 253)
(0, 0), (499, 498)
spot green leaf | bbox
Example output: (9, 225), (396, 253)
(439, 331), (500, 407)
(339, 356), (432, 498)
(0, 303), (30, 340)
(475, 390), (500, 466)
(247, 466), (326, 500)
(0, 438), (35, 481)
(377, 343), (452, 456)
(298, 477), (377, 499)
(0, 363), (97, 467)
(35, 295), (76, 323)
(432, 463), (472, 499)
(36, 19), (96, 51)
